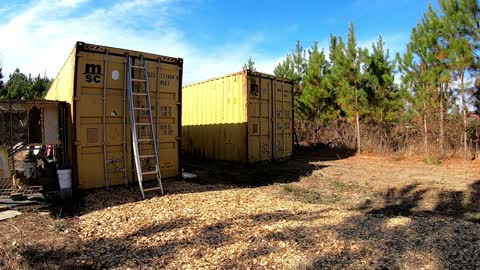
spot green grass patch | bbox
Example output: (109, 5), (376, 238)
(282, 185), (321, 204)
(328, 179), (361, 191)
(51, 223), (66, 233)
(424, 154), (442, 165)
(332, 180), (348, 189)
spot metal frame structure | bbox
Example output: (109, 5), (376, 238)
(0, 100), (68, 197)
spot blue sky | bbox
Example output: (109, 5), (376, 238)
(0, 0), (436, 84)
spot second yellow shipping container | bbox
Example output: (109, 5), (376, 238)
(182, 70), (293, 162)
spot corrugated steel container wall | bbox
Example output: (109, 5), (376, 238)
(45, 42), (182, 189)
(182, 72), (248, 161)
(182, 70), (293, 162)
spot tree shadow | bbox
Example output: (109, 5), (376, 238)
(301, 180), (480, 269)
(16, 179), (480, 269)
(357, 183), (428, 217)
(357, 180), (480, 222)
(79, 145), (354, 214)
(183, 145), (354, 187)
(17, 209), (330, 269)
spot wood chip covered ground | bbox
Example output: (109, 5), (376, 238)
(1, 147), (479, 269)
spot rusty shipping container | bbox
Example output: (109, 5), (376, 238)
(45, 42), (182, 189)
(182, 70), (293, 162)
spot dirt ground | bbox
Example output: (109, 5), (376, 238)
(1, 147), (479, 270)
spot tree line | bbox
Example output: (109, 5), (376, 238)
(270, 0), (480, 162)
(0, 67), (52, 100)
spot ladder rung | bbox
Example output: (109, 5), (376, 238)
(132, 93), (147, 96)
(143, 187), (162, 192)
(138, 139), (153, 142)
(136, 123), (152, 126)
(132, 79), (146, 82)
(134, 107), (149, 111)
(142, 170), (158, 175)
(132, 65), (146, 69)
(140, 155), (155, 159)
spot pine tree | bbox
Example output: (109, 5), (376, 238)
(426, 4), (452, 158)
(4, 68), (30, 99)
(290, 40), (307, 100)
(365, 36), (400, 124)
(292, 40), (306, 84)
(274, 55), (295, 79)
(2, 68), (52, 100)
(439, 0), (479, 160)
(331, 23), (368, 153)
(274, 41), (307, 115)
(30, 74), (53, 98)
(298, 41), (338, 122)
(0, 67), (4, 97)
(399, 17), (440, 163)
(243, 57), (256, 71)
(474, 78), (480, 114)
(364, 36), (403, 149)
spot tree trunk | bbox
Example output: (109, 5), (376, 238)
(439, 85), (444, 158)
(475, 125), (478, 160)
(354, 84), (361, 154)
(356, 111), (361, 154)
(423, 102), (430, 164)
(380, 110), (384, 152)
(461, 74), (468, 161)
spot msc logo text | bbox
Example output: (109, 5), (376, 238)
(84, 64), (102, 83)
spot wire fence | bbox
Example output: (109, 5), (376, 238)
(0, 100), (67, 198)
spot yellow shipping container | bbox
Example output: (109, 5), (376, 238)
(45, 42), (182, 189)
(182, 70), (293, 162)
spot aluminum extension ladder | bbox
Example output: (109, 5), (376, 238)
(127, 56), (164, 199)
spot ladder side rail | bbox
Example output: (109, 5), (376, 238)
(128, 57), (146, 198)
(143, 60), (164, 195)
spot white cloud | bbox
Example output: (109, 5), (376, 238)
(0, 0), (283, 85)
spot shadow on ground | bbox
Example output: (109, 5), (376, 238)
(11, 148), (480, 269)
(17, 181), (480, 269)
(357, 180), (480, 222)
(18, 209), (331, 269)
(78, 145), (355, 213)
(300, 180), (480, 269)
(183, 145), (355, 186)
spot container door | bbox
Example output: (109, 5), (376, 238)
(75, 52), (181, 189)
(124, 57), (181, 183)
(273, 81), (293, 159)
(248, 76), (272, 162)
(149, 60), (181, 180)
(76, 52), (128, 189)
